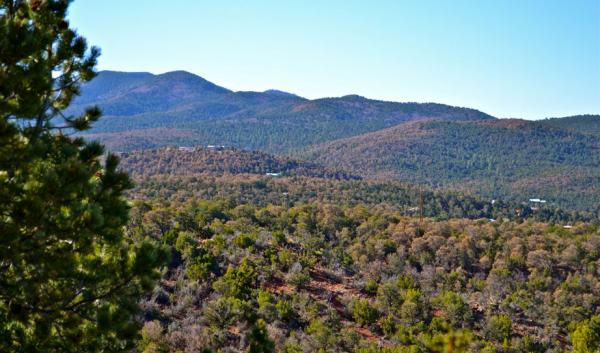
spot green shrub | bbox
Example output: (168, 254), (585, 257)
(185, 247), (216, 281)
(571, 315), (600, 353)
(213, 258), (257, 300)
(352, 299), (380, 326)
(486, 314), (512, 341)
(433, 291), (472, 327)
(364, 279), (379, 295)
(276, 300), (294, 321)
(234, 233), (256, 249)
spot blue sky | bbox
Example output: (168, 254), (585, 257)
(69, 0), (599, 119)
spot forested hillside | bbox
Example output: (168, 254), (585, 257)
(74, 71), (493, 153)
(119, 147), (358, 180)
(306, 119), (600, 214)
(117, 148), (592, 224)
(130, 173), (594, 224)
(122, 143), (599, 353)
(73, 71), (600, 218)
(133, 199), (600, 352)
(6, 1), (600, 352)
(538, 115), (600, 134)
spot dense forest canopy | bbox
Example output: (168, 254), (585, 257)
(117, 147), (594, 224)
(306, 119), (600, 215)
(118, 147), (359, 180)
(538, 115), (600, 134)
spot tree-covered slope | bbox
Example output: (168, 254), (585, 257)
(537, 115), (600, 134)
(118, 146), (359, 180)
(134, 199), (600, 352)
(75, 71), (494, 153)
(116, 145), (592, 223)
(306, 119), (600, 213)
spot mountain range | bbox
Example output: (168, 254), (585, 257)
(72, 70), (492, 153)
(73, 70), (600, 214)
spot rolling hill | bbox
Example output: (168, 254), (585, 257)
(115, 145), (588, 223)
(538, 114), (600, 134)
(305, 119), (600, 213)
(73, 70), (493, 153)
(117, 146), (359, 180)
(72, 70), (600, 215)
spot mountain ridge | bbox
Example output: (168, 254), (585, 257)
(538, 114), (600, 134)
(72, 70), (495, 153)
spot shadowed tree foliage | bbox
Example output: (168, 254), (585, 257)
(247, 319), (275, 353)
(0, 0), (167, 351)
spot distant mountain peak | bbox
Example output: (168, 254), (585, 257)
(152, 70), (231, 93)
(263, 89), (303, 99)
(98, 70), (153, 76)
(340, 94), (366, 100)
(157, 70), (200, 79)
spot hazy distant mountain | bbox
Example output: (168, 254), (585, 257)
(69, 70), (233, 117)
(74, 70), (493, 153)
(306, 119), (600, 213)
(71, 71), (155, 106)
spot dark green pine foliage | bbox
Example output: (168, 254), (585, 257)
(247, 320), (275, 353)
(0, 1), (167, 351)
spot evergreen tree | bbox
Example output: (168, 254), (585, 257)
(0, 1), (167, 351)
(247, 319), (275, 353)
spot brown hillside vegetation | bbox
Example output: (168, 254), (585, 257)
(134, 200), (600, 352)
(305, 119), (600, 214)
(119, 146), (359, 180)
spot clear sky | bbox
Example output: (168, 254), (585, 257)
(68, 0), (600, 119)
